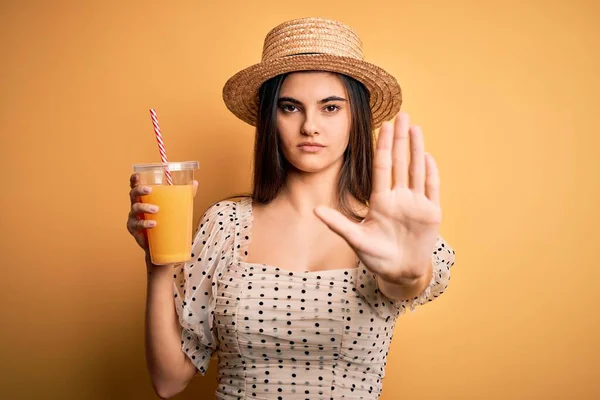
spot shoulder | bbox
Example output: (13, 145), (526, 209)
(198, 196), (251, 226)
(201, 199), (238, 219)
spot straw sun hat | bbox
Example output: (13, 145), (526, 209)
(222, 17), (402, 129)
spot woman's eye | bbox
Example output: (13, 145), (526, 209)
(324, 105), (340, 113)
(280, 104), (298, 113)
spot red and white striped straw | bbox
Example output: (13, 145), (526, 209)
(149, 108), (173, 185)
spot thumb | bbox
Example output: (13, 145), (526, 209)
(314, 205), (363, 249)
(192, 180), (198, 197)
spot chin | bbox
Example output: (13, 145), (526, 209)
(287, 158), (339, 174)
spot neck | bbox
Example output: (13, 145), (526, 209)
(276, 163), (343, 218)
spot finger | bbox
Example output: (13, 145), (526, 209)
(130, 202), (159, 217)
(132, 219), (157, 231)
(129, 173), (140, 205)
(408, 125), (426, 194)
(129, 173), (140, 189)
(130, 173), (140, 189)
(392, 112), (410, 188)
(127, 217), (156, 235)
(424, 153), (440, 206)
(372, 121), (393, 193)
(314, 205), (364, 250)
(129, 185), (152, 206)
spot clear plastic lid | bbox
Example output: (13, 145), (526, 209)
(132, 161), (199, 172)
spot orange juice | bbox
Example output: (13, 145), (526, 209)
(141, 184), (194, 264)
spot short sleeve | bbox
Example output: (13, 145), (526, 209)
(356, 234), (456, 319)
(173, 200), (236, 375)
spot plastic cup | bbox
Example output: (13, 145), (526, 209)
(132, 161), (199, 265)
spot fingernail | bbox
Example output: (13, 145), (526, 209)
(148, 221), (156, 227)
(150, 206), (159, 212)
(142, 186), (151, 194)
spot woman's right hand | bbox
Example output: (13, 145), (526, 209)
(127, 173), (198, 253)
(127, 173), (157, 252)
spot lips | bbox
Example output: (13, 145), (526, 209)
(298, 142), (325, 147)
(298, 143), (325, 153)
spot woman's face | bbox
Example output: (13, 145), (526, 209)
(276, 71), (351, 174)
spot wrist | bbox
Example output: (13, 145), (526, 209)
(376, 260), (433, 301)
(145, 253), (175, 278)
(385, 258), (433, 285)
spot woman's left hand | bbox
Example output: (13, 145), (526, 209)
(314, 112), (442, 284)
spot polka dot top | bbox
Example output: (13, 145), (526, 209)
(173, 197), (455, 399)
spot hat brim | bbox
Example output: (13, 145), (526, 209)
(222, 54), (402, 129)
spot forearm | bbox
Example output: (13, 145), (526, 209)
(145, 257), (192, 398)
(376, 260), (433, 301)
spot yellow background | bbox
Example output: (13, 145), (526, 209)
(1, 0), (599, 398)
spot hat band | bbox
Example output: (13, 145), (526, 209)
(284, 52), (324, 57)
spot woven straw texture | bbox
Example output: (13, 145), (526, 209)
(222, 17), (402, 128)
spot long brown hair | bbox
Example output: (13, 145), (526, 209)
(228, 71), (374, 222)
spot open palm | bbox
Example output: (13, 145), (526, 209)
(314, 112), (442, 283)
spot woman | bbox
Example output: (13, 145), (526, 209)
(127, 17), (456, 399)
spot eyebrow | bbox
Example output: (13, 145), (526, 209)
(277, 96), (348, 105)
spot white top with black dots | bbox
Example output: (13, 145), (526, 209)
(173, 197), (455, 399)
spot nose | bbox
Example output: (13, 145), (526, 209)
(301, 110), (319, 136)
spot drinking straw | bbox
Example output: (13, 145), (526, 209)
(149, 108), (173, 185)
